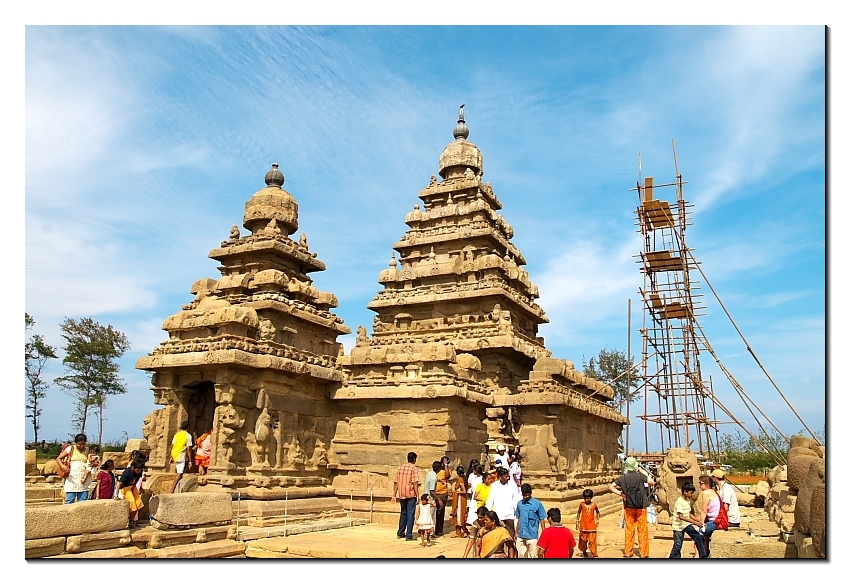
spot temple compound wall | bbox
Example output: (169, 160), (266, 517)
(136, 109), (627, 519)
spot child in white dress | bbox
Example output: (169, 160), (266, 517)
(415, 493), (436, 546)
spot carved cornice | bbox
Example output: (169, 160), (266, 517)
(211, 235), (326, 273)
(368, 279), (548, 323)
(138, 335), (343, 381)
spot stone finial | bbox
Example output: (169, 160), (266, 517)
(453, 104), (469, 140)
(429, 247), (436, 261)
(264, 163), (285, 188)
(389, 252), (397, 268)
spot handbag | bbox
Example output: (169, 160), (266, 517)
(57, 445), (71, 479)
(714, 499), (729, 530)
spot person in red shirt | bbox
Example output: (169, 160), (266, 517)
(537, 507), (576, 558)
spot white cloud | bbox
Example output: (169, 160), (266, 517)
(25, 219), (157, 318)
(534, 234), (641, 346)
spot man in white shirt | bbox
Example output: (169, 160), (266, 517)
(711, 469), (741, 527)
(493, 444), (509, 469)
(487, 467), (520, 538)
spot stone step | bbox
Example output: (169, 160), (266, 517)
(235, 517), (369, 541)
(236, 510), (349, 527)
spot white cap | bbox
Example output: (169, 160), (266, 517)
(496, 444), (506, 452)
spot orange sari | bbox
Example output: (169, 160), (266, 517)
(194, 433), (211, 467)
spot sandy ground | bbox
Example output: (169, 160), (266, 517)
(245, 510), (699, 559)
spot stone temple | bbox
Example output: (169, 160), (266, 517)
(135, 108), (627, 521)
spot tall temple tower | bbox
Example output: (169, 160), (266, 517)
(331, 108), (626, 496)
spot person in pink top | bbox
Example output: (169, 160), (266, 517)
(697, 475), (721, 557)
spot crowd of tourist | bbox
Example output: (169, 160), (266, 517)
(392, 446), (594, 558)
(54, 421), (208, 526)
(392, 448), (740, 559)
(53, 429), (739, 556)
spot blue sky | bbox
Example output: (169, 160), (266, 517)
(21, 25), (826, 449)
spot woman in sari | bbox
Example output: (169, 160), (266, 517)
(477, 511), (517, 558)
(451, 466), (469, 537)
(194, 430), (212, 475)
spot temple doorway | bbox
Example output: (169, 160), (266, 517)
(185, 381), (216, 442)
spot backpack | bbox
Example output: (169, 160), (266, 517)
(622, 473), (647, 509)
(714, 499), (729, 530)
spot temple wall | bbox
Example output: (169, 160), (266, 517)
(514, 404), (621, 478)
(143, 366), (335, 478)
(329, 397), (490, 479)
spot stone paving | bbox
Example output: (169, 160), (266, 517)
(244, 512), (681, 559)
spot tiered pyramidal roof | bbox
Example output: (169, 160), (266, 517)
(340, 107), (554, 398)
(140, 163), (350, 381)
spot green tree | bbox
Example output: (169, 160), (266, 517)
(25, 313), (58, 445)
(582, 347), (641, 411)
(55, 317), (130, 444)
(718, 428), (790, 472)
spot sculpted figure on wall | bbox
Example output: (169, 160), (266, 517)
(311, 437), (329, 468)
(356, 325), (369, 346)
(217, 403), (246, 469)
(547, 428), (563, 474)
(229, 225), (240, 241)
(142, 408), (168, 466)
(265, 218), (282, 237)
(258, 318), (276, 342)
(247, 407), (273, 469)
(283, 435), (307, 468)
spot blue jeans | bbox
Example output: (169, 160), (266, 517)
(702, 520), (717, 555)
(397, 497), (416, 539)
(65, 490), (89, 504)
(669, 525), (707, 558)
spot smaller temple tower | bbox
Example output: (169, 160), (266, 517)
(136, 164), (349, 493)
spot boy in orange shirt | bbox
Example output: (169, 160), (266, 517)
(575, 489), (600, 558)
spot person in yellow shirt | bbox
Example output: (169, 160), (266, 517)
(170, 421), (194, 493)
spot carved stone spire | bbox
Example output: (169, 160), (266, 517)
(453, 104), (469, 140)
(264, 163), (284, 188)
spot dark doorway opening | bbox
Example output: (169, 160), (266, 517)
(186, 381), (216, 441)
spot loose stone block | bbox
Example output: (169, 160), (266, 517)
(794, 458), (825, 534)
(25, 449), (41, 476)
(809, 483), (825, 557)
(748, 519), (781, 538)
(25, 499), (129, 540)
(714, 539), (797, 559)
(25, 487), (64, 503)
(149, 492), (233, 529)
(795, 534), (822, 559)
(25, 537), (66, 558)
(65, 529), (132, 553)
(787, 455), (818, 491)
(53, 546), (146, 558)
(41, 459), (60, 477)
(754, 480), (770, 500)
(143, 539), (246, 559)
